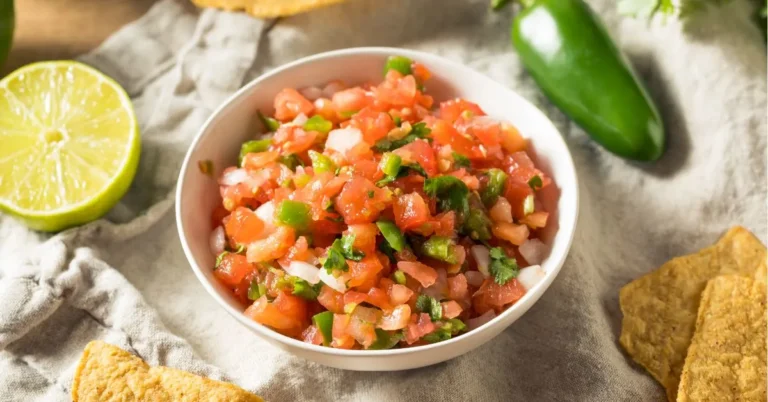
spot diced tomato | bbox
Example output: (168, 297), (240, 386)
(336, 176), (391, 224)
(277, 236), (312, 267)
(393, 139), (437, 176)
(224, 207), (265, 245)
(344, 224), (379, 255)
(242, 151), (279, 170)
(314, 97), (338, 123)
(522, 211), (549, 229)
(272, 125), (317, 155)
(365, 287), (391, 310)
(246, 226), (296, 262)
(348, 255), (384, 288)
(412, 62), (431, 82)
(274, 88), (314, 121)
(489, 197), (514, 224)
(461, 116), (502, 149)
(500, 123), (526, 153)
(244, 296), (299, 334)
(447, 273), (469, 301)
(388, 284), (414, 305)
(449, 168), (480, 190)
(302, 325), (324, 345)
(439, 98), (485, 122)
(503, 178), (534, 220)
(347, 306), (382, 348)
(397, 261), (438, 288)
(379, 304), (411, 331)
(441, 300), (463, 319)
(428, 118), (481, 158)
(211, 206), (230, 227)
(332, 87), (371, 114)
(474, 279), (526, 309)
(375, 70), (418, 107)
(273, 291), (309, 326)
(492, 222), (530, 246)
(214, 253), (254, 287)
(404, 313), (436, 344)
(393, 192), (430, 231)
(343, 291), (369, 306)
(317, 285), (345, 313)
(331, 313), (355, 349)
(349, 107), (395, 144)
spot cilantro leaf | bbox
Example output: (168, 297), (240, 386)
(415, 294), (442, 321)
(452, 152), (471, 168)
(323, 239), (349, 273)
(376, 162), (428, 186)
(489, 247), (519, 285)
(248, 279), (267, 301)
(528, 175), (543, 190)
(292, 278), (323, 300)
(421, 318), (467, 343)
(369, 328), (403, 350)
(340, 234), (365, 261)
(214, 251), (229, 268)
(423, 176), (469, 218)
(372, 122), (432, 152)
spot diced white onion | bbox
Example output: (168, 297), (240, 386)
(209, 226), (226, 256)
(471, 245), (491, 277)
(325, 128), (362, 155)
(319, 269), (348, 292)
(423, 268), (447, 299)
(519, 239), (547, 265)
(254, 201), (275, 227)
(292, 113), (308, 126)
(299, 86), (323, 101)
(465, 271), (485, 288)
(517, 264), (546, 291)
(219, 168), (248, 186)
(322, 80), (346, 98)
(467, 310), (497, 331)
(282, 261), (321, 284)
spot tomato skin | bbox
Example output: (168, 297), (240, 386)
(246, 226), (296, 263)
(332, 87), (372, 115)
(379, 304), (411, 331)
(393, 139), (437, 177)
(447, 273), (469, 301)
(366, 287), (392, 310)
(473, 278), (526, 312)
(214, 254), (255, 287)
(393, 192), (430, 231)
(244, 296), (300, 336)
(225, 207), (265, 246)
(274, 88), (314, 121)
(492, 222), (530, 246)
(503, 178), (534, 220)
(348, 255), (384, 288)
(441, 300), (463, 319)
(336, 176), (391, 224)
(439, 99), (486, 122)
(273, 291), (309, 327)
(243, 151), (279, 169)
(428, 118), (481, 158)
(397, 261), (438, 288)
(272, 126), (317, 155)
(277, 236), (312, 267)
(317, 285), (345, 313)
(349, 107), (395, 144)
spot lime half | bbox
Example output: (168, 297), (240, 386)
(0, 61), (140, 231)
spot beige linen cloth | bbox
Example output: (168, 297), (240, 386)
(0, 0), (765, 401)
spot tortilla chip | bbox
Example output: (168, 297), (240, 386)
(619, 226), (766, 401)
(72, 341), (263, 402)
(677, 275), (767, 402)
(191, 0), (350, 18)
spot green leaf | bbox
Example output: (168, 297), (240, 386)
(383, 55), (413, 76)
(452, 152), (471, 168)
(292, 278), (322, 300)
(422, 318), (467, 343)
(372, 122), (432, 152)
(248, 279), (266, 301)
(340, 234), (365, 261)
(258, 110), (280, 132)
(489, 247), (519, 285)
(304, 115), (333, 134)
(238, 139), (272, 167)
(528, 175), (543, 190)
(424, 175), (470, 218)
(214, 251), (229, 268)
(415, 294), (442, 321)
(277, 154), (304, 171)
(369, 329), (403, 350)
(322, 240), (349, 273)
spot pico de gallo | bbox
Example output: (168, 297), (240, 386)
(208, 56), (555, 349)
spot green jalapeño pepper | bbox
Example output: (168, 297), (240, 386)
(0, 0), (13, 69)
(509, 0), (665, 161)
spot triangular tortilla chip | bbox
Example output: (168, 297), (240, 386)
(72, 341), (263, 402)
(191, 0), (350, 18)
(677, 275), (766, 402)
(619, 226), (766, 401)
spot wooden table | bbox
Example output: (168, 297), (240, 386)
(4, 0), (159, 74)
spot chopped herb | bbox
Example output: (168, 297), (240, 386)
(312, 311), (334, 346)
(376, 220), (406, 252)
(372, 122), (432, 152)
(276, 200), (311, 231)
(323, 198), (335, 211)
(322, 240), (349, 273)
(198, 160), (214, 177)
(480, 168), (508, 207)
(452, 152), (471, 168)
(489, 247), (519, 285)
(234, 244), (246, 254)
(383, 55), (413, 76)
(278, 154), (304, 171)
(415, 294), (443, 321)
(379, 153), (402, 178)
(292, 278), (322, 300)
(378, 240), (397, 263)
(238, 139), (271, 167)
(462, 209), (492, 241)
(214, 251), (229, 268)
(340, 234), (365, 261)
(258, 110), (280, 132)
(420, 236), (457, 264)
(367, 190), (375, 198)
(393, 270), (407, 285)
(422, 319), (466, 343)
(309, 150), (337, 174)
(392, 115), (402, 127)
(423, 175), (470, 218)
(248, 279), (267, 301)
(523, 194), (535, 216)
(369, 329), (403, 350)
(528, 174), (543, 190)
(304, 115), (333, 134)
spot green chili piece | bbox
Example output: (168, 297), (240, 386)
(480, 168), (508, 207)
(276, 200), (311, 230)
(309, 150), (337, 174)
(312, 311), (334, 346)
(376, 220), (406, 252)
(383, 55), (413, 76)
(420, 236), (457, 264)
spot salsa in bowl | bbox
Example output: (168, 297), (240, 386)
(177, 48), (578, 370)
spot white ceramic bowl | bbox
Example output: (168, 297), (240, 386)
(176, 47), (579, 371)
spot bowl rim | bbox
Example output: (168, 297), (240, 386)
(176, 46), (579, 357)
